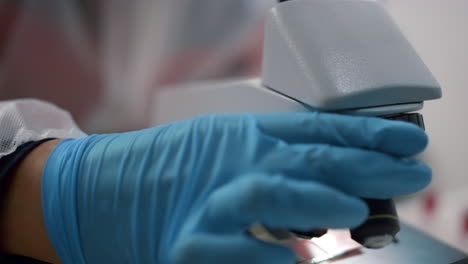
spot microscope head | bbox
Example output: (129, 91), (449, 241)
(262, 0), (442, 249)
(262, 0), (441, 116)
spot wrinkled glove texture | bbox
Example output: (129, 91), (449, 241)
(41, 112), (431, 264)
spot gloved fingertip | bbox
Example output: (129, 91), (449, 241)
(406, 160), (433, 193)
(372, 119), (429, 157)
(402, 122), (429, 154)
(305, 185), (370, 229)
(340, 196), (370, 228)
(370, 160), (432, 199)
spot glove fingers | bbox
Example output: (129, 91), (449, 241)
(261, 144), (431, 199)
(200, 174), (368, 234)
(255, 112), (428, 157)
(172, 233), (295, 264)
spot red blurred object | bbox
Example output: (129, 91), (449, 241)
(463, 211), (468, 236)
(423, 191), (437, 215)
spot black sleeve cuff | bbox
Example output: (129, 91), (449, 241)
(0, 254), (51, 264)
(0, 138), (56, 182)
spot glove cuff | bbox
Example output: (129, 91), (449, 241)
(41, 137), (92, 264)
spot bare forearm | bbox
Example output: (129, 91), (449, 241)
(0, 139), (62, 263)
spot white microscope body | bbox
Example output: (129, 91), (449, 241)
(151, 0), (442, 249)
(153, 0), (440, 125)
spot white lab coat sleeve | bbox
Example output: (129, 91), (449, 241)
(0, 99), (87, 159)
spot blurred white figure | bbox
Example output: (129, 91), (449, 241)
(0, 0), (276, 132)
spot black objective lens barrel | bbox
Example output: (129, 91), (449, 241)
(350, 198), (399, 248)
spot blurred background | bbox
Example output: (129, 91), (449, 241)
(0, 0), (276, 132)
(0, 0), (466, 254)
(383, 0), (468, 254)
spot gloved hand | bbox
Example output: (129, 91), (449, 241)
(41, 112), (431, 264)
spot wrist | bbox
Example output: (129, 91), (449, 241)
(0, 139), (62, 263)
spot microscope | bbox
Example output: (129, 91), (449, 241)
(152, 0), (442, 251)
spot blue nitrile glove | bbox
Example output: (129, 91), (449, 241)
(41, 112), (431, 264)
